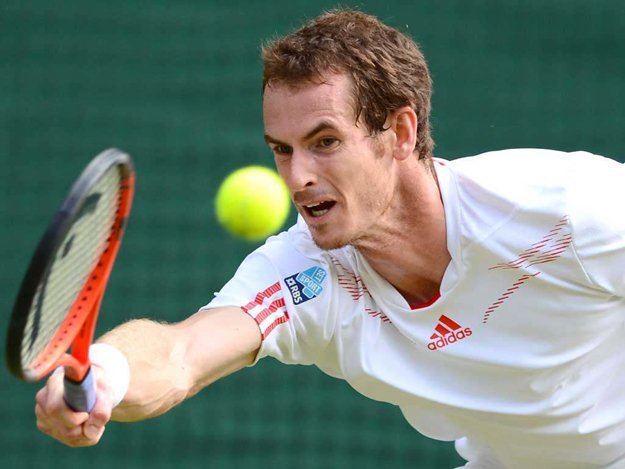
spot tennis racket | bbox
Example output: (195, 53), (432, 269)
(5, 149), (134, 412)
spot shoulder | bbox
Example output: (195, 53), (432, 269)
(562, 153), (625, 293)
(446, 148), (620, 181)
(209, 219), (363, 365)
(446, 148), (601, 193)
(219, 216), (359, 310)
(251, 216), (344, 277)
(256, 216), (327, 263)
(440, 148), (623, 215)
(436, 149), (624, 270)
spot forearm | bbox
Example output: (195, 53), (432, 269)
(97, 319), (190, 422)
(97, 308), (260, 423)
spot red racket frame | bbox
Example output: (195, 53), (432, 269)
(21, 166), (135, 383)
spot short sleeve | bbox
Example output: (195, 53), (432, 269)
(568, 153), (625, 297)
(203, 234), (338, 366)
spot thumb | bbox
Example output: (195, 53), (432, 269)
(83, 422), (106, 441)
(81, 365), (114, 443)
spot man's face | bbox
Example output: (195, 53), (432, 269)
(263, 74), (397, 250)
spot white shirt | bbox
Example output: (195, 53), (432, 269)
(206, 149), (625, 468)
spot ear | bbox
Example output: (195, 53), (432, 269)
(390, 106), (418, 161)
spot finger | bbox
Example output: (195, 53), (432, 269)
(35, 402), (50, 428)
(89, 378), (113, 426)
(80, 367), (114, 443)
(87, 403), (111, 433)
(37, 409), (88, 446)
(39, 373), (89, 429)
(60, 427), (98, 448)
(49, 402), (89, 429)
(83, 422), (106, 442)
(35, 386), (56, 437)
(34, 373), (104, 448)
(36, 409), (51, 435)
(35, 384), (48, 408)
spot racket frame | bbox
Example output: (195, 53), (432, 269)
(5, 149), (134, 385)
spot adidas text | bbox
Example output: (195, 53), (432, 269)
(427, 328), (473, 350)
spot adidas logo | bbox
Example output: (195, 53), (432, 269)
(427, 314), (473, 350)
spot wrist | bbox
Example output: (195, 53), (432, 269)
(89, 343), (130, 408)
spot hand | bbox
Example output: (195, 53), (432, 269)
(35, 366), (114, 447)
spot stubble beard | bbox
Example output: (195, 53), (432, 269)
(308, 195), (383, 252)
(309, 223), (354, 251)
(308, 135), (393, 252)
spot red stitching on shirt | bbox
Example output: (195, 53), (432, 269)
(482, 272), (540, 323)
(330, 255), (392, 324)
(241, 281), (288, 339)
(483, 215), (571, 323)
(365, 308), (392, 323)
(330, 255), (370, 300)
(254, 298), (286, 323)
(488, 215), (571, 271)
(242, 281), (282, 311)
(261, 311), (290, 340)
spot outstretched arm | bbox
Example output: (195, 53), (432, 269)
(35, 306), (260, 446)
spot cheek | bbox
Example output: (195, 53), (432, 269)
(359, 163), (396, 208)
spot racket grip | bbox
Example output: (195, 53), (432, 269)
(63, 367), (96, 412)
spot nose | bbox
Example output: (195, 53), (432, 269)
(282, 150), (317, 193)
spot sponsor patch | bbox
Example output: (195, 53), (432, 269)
(284, 266), (327, 305)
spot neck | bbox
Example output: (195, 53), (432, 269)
(354, 158), (450, 304)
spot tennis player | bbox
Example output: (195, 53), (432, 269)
(35, 9), (625, 468)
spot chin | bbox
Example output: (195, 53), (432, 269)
(312, 238), (348, 251)
(310, 228), (353, 251)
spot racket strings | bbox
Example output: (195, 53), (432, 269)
(21, 167), (123, 368)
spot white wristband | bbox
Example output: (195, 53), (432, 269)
(89, 343), (130, 408)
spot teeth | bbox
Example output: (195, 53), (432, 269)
(311, 207), (329, 217)
(305, 201), (330, 217)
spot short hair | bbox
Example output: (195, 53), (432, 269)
(262, 9), (434, 160)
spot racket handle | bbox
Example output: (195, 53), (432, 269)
(63, 367), (96, 412)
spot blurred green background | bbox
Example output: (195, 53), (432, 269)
(1, 1), (624, 467)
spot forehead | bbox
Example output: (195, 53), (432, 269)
(262, 74), (357, 136)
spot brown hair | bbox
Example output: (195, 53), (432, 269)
(262, 9), (434, 159)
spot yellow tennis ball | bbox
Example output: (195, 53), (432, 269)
(215, 165), (291, 241)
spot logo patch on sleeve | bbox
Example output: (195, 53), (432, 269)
(284, 266), (327, 304)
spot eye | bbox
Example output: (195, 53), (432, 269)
(316, 137), (339, 151)
(272, 144), (293, 156)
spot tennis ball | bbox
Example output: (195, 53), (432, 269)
(215, 165), (291, 241)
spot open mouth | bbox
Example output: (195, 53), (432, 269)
(304, 201), (336, 218)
